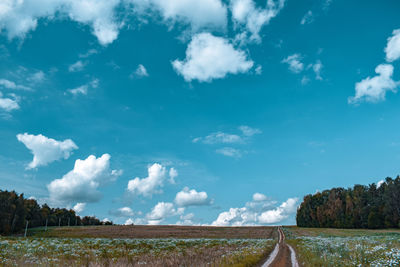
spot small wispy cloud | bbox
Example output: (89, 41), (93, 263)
(238, 125), (262, 137)
(312, 60), (323, 80)
(282, 54), (304, 73)
(216, 147), (242, 158)
(79, 49), (98, 59)
(67, 79), (99, 96)
(194, 126), (261, 158)
(130, 64), (149, 78)
(0, 79), (31, 91)
(0, 91), (20, 112)
(300, 10), (314, 25)
(193, 132), (243, 144)
(68, 60), (87, 72)
(28, 71), (45, 83)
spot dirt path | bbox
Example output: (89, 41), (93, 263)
(261, 227), (299, 267)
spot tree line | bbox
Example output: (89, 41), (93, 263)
(0, 189), (112, 235)
(296, 176), (400, 229)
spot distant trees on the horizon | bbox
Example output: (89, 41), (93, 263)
(296, 176), (400, 229)
(0, 189), (111, 235)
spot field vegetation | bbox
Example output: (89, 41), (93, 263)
(0, 236), (275, 266)
(0, 226), (277, 266)
(31, 225), (278, 239)
(285, 227), (400, 266)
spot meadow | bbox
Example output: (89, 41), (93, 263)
(285, 227), (400, 266)
(4, 225), (400, 266)
(0, 226), (276, 266)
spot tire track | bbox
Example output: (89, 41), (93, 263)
(262, 226), (299, 267)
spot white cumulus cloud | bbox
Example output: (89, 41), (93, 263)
(230, 0), (286, 43)
(175, 187), (210, 207)
(252, 192), (267, 202)
(258, 197), (298, 224)
(212, 207), (253, 226)
(349, 64), (399, 103)
(212, 195), (298, 226)
(127, 163), (176, 197)
(17, 133), (78, 169)
(124, 218), (135, 225)
(73, 202), (86, 213)
(172, 33), (254, 82)
(47, 154), (121, 205)
(176, 213), (196, 225)
(0, 0), (122, 46)
(110, 207), (135, 217)
(130, 0), (227, 32)
(385, 29), (400, 62)
(146, 202), (184, 225)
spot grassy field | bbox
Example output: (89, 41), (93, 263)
(284, 227), (400, 266)
(5, 225), (400, 266)
(29, 225), (278, 239)
(0, 225), (277, 266)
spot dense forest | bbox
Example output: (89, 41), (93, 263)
(0, 189), (112, 235)
(296, 176), (400, 229)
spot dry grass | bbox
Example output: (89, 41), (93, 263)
(284, 226), (400, 238)
(5, 226), (278, 266)
(31, 225), (277, 239)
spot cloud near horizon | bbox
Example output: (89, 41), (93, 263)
(212, 194), (298, 226)
(127, 163), (177, 197)
(47, 154), (122, 205)
(146, 202), (185, 225)
(175, 187), (211, 207)
(110, 207), (135, 217)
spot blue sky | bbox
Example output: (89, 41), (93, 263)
(1, 0), (400, 226)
